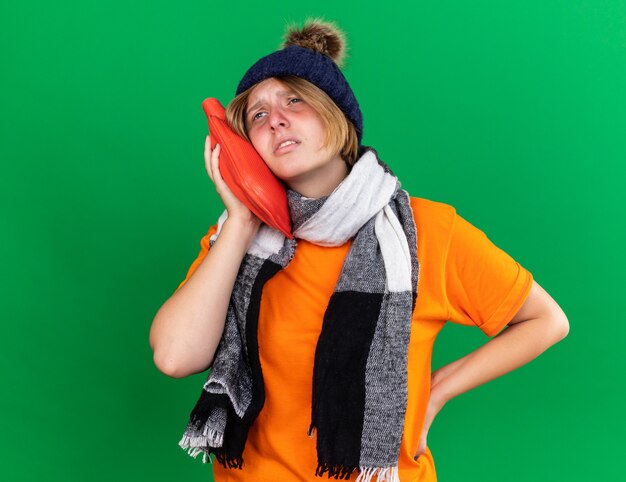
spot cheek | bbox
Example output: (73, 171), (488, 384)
(247, 129), (264, 151)
(303, 116), (327, 145)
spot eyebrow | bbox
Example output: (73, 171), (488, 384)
(246, 90), (295, 117)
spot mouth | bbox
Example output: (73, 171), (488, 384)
(274, 138), (300, 154)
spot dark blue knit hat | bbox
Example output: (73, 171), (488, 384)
(235, 22), (363, 143)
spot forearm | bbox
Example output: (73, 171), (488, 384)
(430, 316), (568, 406)
(413, 281), (568, 459)
(149, 217), (260, 378)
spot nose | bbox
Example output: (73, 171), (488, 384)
(268, 108), (289, 130)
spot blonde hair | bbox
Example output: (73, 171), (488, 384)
(225, 76), (360, 166)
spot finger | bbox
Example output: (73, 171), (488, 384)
(414, 436), (427, 461)
(204, 136), (214, 181)
(211, 143), (223, 183)
(204, 135), (212, 157)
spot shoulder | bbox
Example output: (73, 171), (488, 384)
(408, 196), (456, 216)
(407, 196), (457, 236)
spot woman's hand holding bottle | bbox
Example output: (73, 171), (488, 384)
(204, 135), (261, 233)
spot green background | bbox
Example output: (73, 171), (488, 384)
(2, 1), (624, 480)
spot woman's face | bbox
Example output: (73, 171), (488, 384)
(244, 78), (347, 197)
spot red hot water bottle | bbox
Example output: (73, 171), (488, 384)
(202, 98), (293, 239)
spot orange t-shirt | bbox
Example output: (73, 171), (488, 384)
(177, 197), (533, 482)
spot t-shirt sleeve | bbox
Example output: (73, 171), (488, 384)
(175, 224), (218, 292)
(444, 212), (533, 337)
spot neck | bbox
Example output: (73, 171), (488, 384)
(285, 155), (349, 199)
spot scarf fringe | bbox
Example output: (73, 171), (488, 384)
(215, 453), (244, 470)
(178, 443), (210, 464)
(179, 435), (245, 469)
(355, 466), (400, 482)
(179, 429), (223, 450)
(315, 462), (358, 480)
(179, 430), (223, 465)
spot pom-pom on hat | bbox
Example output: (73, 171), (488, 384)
(236, 19), (363, 143)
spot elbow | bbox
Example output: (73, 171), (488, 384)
(549, 310), (570, 344)
(149, 311), (216, 378)
(149, 314), (194, 379)
(153, 349), (185, 378)
(151, 342), (213, 379)
(153, 350), (196, 379)
(555, 314), (570, 341)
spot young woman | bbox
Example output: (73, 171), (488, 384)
(149, 20), (569, 482)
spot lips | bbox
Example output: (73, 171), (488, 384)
(273, 137), (300, 153)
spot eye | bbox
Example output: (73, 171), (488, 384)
(287, 97), (302, 105)
(252, 111), (267, 121)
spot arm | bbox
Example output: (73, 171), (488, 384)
(149, 140), (261, 378)
(149, 216), (259, 378)
(414, 279), (569, 459)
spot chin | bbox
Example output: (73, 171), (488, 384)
(275, 171), (307, 185)
(270, 161), (312, 180)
